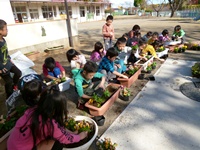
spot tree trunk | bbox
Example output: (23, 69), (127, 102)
(157, 11), (159, 17)
(170, 10), (175, 17)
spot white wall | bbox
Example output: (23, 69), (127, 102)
(5, 19), (78, 53)
(0, 0), (15, 24)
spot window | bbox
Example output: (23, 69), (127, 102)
(29, 9), (39, 20)
(15, 6), (27, 23)
(96, 6), (100, 16)
(58, 6), (72, 17)
(42, 6), (53, 19)
(80, 6), (85, 17)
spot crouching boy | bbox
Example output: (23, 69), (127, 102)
(72, 61), (106, 110)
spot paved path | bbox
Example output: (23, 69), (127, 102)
(100, 58), (200, 150)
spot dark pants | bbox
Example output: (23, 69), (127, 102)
(0, 65), (22, 98)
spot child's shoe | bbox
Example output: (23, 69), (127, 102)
(13, 85), (18, 91)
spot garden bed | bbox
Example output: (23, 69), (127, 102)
(85, 84), (121, 116)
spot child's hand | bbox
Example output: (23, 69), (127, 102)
(115, 64), (121, 68)
(2, 68), (8, 73)
(110, 32), (113, 36)
(79, 131), (88, 140)
(121, 75), (128, 79)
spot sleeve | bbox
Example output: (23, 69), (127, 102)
(102, 25), (110, 37)
(70, 60), (77, 69)
(148, 46), (157, 58)
(180, 30), (185, 37)
(74, 78), (84, 97)
(111, 25), (115, 39)
(91, 52), (100, 62)
(104, 61), (115, 73)
(52, 120), (81, 144)
(80, 55), (86, 65)
(42, 64), (48, 77)
(56, 62), (65, 72)
(94, 72), (104, 78)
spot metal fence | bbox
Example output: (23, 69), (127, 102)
(151, 10), (200, 19)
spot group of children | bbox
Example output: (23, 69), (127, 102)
(0, 15), (186, 149)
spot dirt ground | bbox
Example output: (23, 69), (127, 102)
(0, 16), (200, 149)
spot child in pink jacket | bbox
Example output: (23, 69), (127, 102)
(7, 88), (88, 150)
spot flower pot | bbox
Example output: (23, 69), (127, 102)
(156, 48), (169, 58)
(138, 73), (145, 80)
(117, 66), (142, 88)
(135, 56), (154, 71)
(120, 95), (129, 101)
(92, 116), (105, 126)
(152, 65), (156, 69)
(63, 116), (98, 150)
(85, 84), (121, 116)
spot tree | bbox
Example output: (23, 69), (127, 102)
(168, 0), (185, 17)
(134, 0), (143, 7)
(148, 0), (166, 17)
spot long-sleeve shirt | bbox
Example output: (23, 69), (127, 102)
(90, 50), (106, 63)
(102, 23), (115, 40)
(172, 29), (185, 38)
(7, 108), (81, 150)
(98, 56), (115, 73)
(0, 38), (12, 70)
(159, 34), (170, 42)
(70, 54), (86, 69)
(42, 61), (65, 77)
(72, 69), (104, 97)
(141, 44), (158, 58)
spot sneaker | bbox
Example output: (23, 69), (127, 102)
(77, 102), (85, 110)
(13, 85), (18, 91)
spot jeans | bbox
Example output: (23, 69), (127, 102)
(0, 65), (22, 98)
(104, 38), (112, 50)
(48, 67), (61, 78)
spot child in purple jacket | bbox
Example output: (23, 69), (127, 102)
(90, 41), (106, 65)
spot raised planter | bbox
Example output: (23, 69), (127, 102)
(63, 116), (98, 150)
(164, 40), (182, 46)
(46, 77), (71, 92)
(85, 84), (121, 116)
(156, 48), (169, 58)
(135, 56), (154, 71)
(117, 66), (142, 88)
(25, 51), (47, 61)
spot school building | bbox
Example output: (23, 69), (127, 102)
(1, 0), (110, 24)
(0, 0), (110, 54)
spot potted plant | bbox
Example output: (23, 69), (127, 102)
(45, 77), (71, 92)
(88, 89), (111, 108)
(151, 62), (157, 69)
(146, 65), (152, 73)
(181, 45), (187, 52)
(63, 116), (98, 150)
(96, 138), (117, 150)
(174, 47), (179, 53)
(0, 105), (28, 150)
(191, 63), (200, 78)
(117, 65), (142, 88)
(131, 42), (138, 50)
(85, 84), (121, 116)
(121, 87), (131, 101)
(157, 46), (164, 52)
